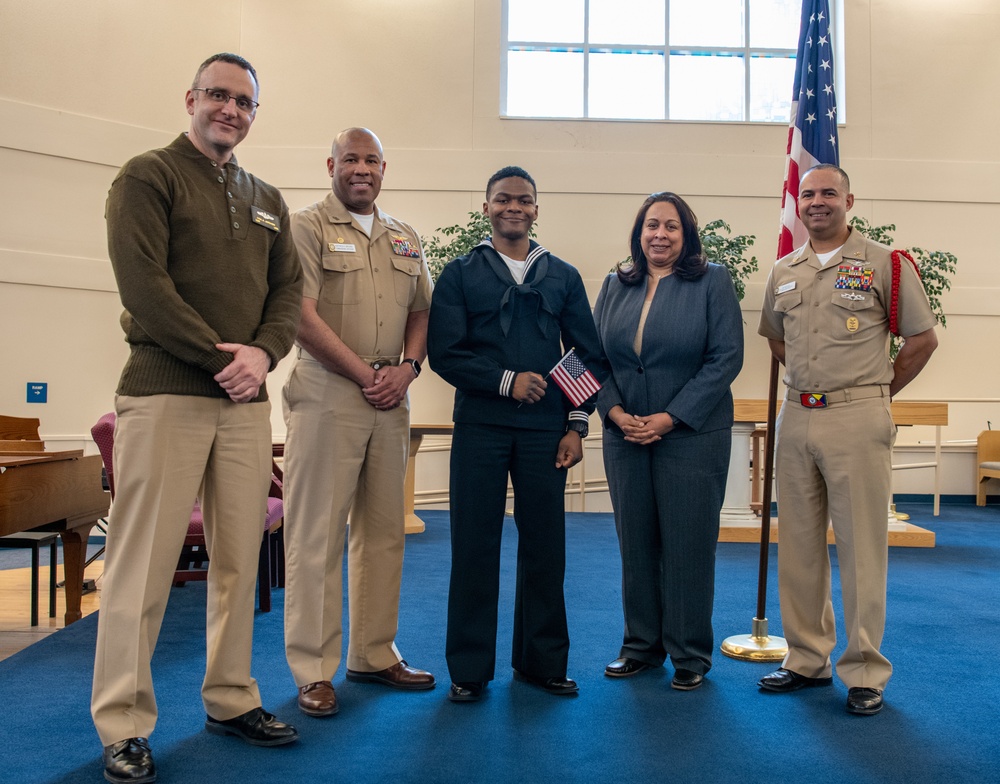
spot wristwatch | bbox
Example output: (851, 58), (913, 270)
(565, 420), (589, 439)
(402, 358), (422, 377)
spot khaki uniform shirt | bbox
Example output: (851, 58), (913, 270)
(291, 191), (433, 360)
(758, 228), (936, 393)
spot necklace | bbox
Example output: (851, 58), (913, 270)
(648, 270), (671, 280)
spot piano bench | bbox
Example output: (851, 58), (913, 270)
(0, 532), (59, 627)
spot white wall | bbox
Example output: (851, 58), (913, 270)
(1, 0), (997, 492)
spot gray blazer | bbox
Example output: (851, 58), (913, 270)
(593, 263), (744, 436)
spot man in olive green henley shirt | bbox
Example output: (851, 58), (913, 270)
(91, 53), (303, 784)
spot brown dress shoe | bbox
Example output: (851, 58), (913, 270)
(298, 680), (339, 717)
(346, 660), (436, 691)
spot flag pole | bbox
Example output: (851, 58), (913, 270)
(720, 355), (787, 661)
(720, 0), (838, 663)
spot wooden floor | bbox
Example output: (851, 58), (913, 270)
(0, 560), (103, 662)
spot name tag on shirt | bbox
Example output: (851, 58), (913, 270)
(776, 281), (796, 295)
(329, 242), (356, 253)
(252, 206), (280, 232)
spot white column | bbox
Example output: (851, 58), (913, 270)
(721, 422), (761, 526)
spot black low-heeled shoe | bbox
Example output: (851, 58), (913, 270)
(513, 669), (579, 695)
(605, 656), (655, 678)
(448, 682), (486, 702)
(671, 669), (704, 691)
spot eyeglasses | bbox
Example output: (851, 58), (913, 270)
(192, 87), (259, 113)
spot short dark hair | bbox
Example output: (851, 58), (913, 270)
(802, 163), (850, 192)
(486, 165), (537, 199)
(618, 192), (707, 286)
(192, 52), (259, 92)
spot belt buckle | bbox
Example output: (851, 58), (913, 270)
(371, 359), (390, 371)
(800, 393), (827, 408)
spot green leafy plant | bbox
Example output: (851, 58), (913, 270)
(614, 220), (758, 302)
(422, 211), (536, 282)
(849, 216), (957, 359)
(699, 220), (758, 301)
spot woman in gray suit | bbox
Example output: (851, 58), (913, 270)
(594, 192), (743, 690)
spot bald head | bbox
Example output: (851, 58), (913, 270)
(332, 127), (383, 160)
(327, 127), (386, 214)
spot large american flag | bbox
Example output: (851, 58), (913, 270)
(777, 0), (841, 259)
(549, 348), (601, 407)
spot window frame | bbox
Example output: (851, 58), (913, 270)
(500, 0), (845, 124)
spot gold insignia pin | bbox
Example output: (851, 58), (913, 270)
(337, 237), (345, 243)
(846, 317), (859, 333)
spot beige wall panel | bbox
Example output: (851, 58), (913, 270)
(0, 149), (115, 264)
(0, 0), (243, 128)
(867, 0), (1000, 161)
(840, 0), (871, 155)
(0, 100), (173, 170)
(238, 0), (476, 150)
(0, 283), (125, 433)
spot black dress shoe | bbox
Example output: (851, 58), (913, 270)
(103, 737), (156, 784)
(205, 707), (299, 746)
(605, 657), (655, 678)
(671, 669), (704, 691)
(513, 669), (579, 695)
(847, 687), (884, 715)
(758, 667), (833, 693)
(448, 682), (486, 702)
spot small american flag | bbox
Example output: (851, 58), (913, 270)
(777, 0), (840, 258)
(549, 348), (601, 407)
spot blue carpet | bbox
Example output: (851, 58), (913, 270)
(1, 502), (998, 784)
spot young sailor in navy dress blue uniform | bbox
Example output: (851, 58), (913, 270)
(428, 166), (605, 702)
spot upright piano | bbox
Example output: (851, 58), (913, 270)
(0, 415), (110, 624)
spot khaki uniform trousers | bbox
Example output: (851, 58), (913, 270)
(774, 393), (895, 690)
(282, 358), (407, 685)
(92, 395), (272, 746)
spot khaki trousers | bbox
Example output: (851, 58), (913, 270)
(282, 358), (406, 685)
(92, 395), (272, 746)
(775, 393), (895, 690)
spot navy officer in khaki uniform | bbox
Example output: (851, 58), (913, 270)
(757, 164), (937, 716)
(282, 127), (435, 718)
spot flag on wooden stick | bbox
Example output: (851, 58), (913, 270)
(549, 348), (601, 407)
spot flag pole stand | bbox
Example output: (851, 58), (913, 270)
(721, 355), (788, 663)
(721, 617), (787, 662)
